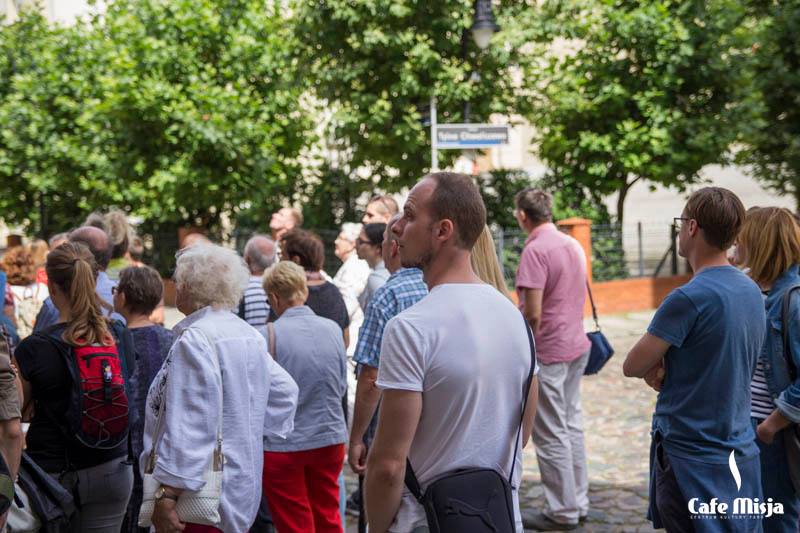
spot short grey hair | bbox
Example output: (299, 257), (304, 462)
(515, 188), (553, 224)
(339, 222), (362, 243)
(244, 235), (276, 273)
(175, 244), (249, 310)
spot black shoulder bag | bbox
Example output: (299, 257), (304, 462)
(780, 285), (800, 496)
(403, 314), (536, 533)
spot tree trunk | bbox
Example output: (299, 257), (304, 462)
(793, 182), (800, 216)
(615, 176), (642, 226)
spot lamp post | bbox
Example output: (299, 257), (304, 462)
(462, 0), (500, 122)
(430, 0), (500, 171)
(470, 0), (500, 50)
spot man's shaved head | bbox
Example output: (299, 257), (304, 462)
(69, 226), (112, 270)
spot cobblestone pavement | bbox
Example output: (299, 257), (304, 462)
(342, 310), (659, 533)
(515, 311), (659, 532)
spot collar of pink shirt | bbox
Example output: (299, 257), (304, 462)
(525, 222), (558, 245)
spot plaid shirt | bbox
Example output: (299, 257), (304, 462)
(353, 268), (428, 369)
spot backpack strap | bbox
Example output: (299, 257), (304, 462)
(782, 284), (800, 381)
(404, 312), (537, 501)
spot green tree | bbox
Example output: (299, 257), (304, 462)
(0, 13), (108, 236)
(293, 0), (535, 201)
(528, 0), (751, 224)
(0, 0), (313, 236)
(737, 2), (800, 210)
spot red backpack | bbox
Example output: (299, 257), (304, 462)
(37, 322), (131, 450)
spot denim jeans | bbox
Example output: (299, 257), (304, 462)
(752, 418), (800, 533)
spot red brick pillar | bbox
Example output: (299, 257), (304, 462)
(557, 218), (593, 283)
(6, 235), (22, 248)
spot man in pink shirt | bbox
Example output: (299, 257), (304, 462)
(515, 188), (591, 531)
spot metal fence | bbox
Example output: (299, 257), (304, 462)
(138, 221), (685, 283)
(493, 221), (686, 284)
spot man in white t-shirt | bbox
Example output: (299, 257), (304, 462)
(364, 172), (539, 533)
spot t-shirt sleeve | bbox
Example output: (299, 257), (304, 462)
(516, 245), (547, 290)
(353, 303), (389, 368)
(376, 316), (426, 392)
(647, 289), (699, 349)
(331, 289), (351, 329)
(14, 336), (43, 383)
(0, 332), (19, 421)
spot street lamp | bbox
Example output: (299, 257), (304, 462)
(470, 0), (500, 50)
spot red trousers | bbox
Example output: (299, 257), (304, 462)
(183, 525), (222, 533)
(262, 444), (345, 533)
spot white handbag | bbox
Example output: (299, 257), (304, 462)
(138, 340), (225, 528)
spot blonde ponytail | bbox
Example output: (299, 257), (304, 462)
(46, 242), (112, 346)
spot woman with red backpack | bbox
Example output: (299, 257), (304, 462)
(13, 241), (135, 532)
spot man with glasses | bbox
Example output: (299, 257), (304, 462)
(624, 187), (766, 531)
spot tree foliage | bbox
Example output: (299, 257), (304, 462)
(528, 0), (751, 223)
(293, 0), (534, 198)
(0, 0), (312, 236)
(736, 1), (800, 209)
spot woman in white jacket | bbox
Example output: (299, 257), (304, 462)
(140, 244), (298, 533)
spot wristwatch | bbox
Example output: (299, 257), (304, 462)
(155, 486), (179, 502)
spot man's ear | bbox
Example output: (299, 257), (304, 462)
(436, 219), (456, 243)
(391, 240), (400, 259)
(688, 219), (700, 238)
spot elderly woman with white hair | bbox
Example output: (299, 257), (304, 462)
(139, 244), (298, 533)
(333, 223), (370, 353)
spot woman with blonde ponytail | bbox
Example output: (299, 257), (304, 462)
(13, 242), (135, 532)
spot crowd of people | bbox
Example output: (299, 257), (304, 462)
(0, 174), (797, 533)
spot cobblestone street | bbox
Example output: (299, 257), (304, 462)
(343, 310), (659, 532)
(517, 311), (658, 532)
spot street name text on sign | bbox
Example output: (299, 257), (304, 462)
(435, 124), (510, 149)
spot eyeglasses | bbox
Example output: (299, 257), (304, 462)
(673, 217), (690, 227)
(356, 238), (371, 246)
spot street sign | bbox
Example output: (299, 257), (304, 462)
(435, 124), (510, 149)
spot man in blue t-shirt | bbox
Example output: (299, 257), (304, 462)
(624, 187), (766, 532)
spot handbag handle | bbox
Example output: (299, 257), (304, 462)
(405, 312), (537, 501)
(145, 330), (224, 474)
(267, 323), (276, 359)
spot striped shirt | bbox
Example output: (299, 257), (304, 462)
(750, 357), (775, 420)
(242, 276), (270, 328)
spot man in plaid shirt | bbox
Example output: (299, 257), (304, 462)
(348, 214), (428, 477)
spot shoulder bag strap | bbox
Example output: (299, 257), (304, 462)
(404, 313), (537, 500)
(508, 313), (536, 484)
(267, 323), (276, 358)
(586, 281), (600, 331)
(781, 285), (800, 381)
